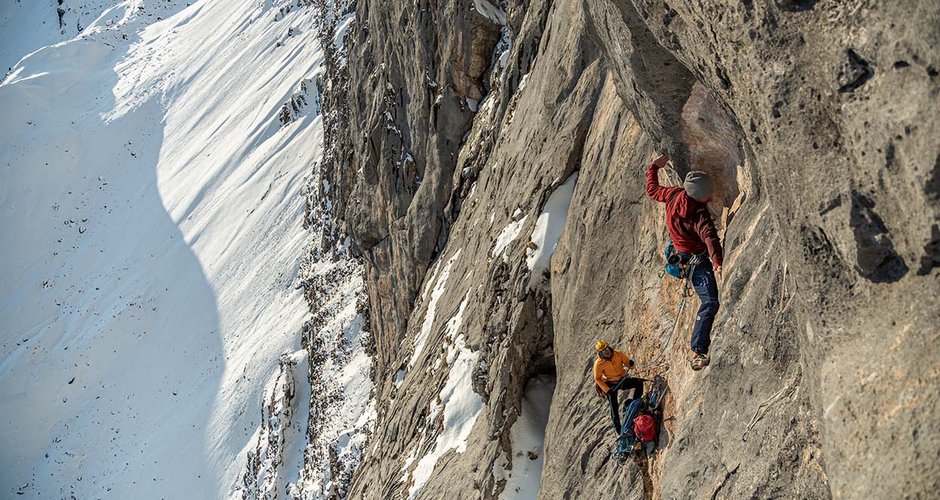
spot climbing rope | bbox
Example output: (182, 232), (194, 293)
(652, 305), (683, 365)
(653, 251), (704, 365)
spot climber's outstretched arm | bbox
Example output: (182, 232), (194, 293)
(645, 153), (671, 202)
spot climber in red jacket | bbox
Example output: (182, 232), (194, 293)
(646, 153), (722, 371)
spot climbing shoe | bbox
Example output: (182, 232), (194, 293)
(690, 352), (710, 371)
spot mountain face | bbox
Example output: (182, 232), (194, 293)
(319, 0), (940, 498)
(1, 0), (937, 498)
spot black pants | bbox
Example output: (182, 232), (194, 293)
(606, 377), (644, 434)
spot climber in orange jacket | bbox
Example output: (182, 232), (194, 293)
(594, 340), (644, 435)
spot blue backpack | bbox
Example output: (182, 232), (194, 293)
(663, 241), (683, 278)
(614, 399), (646, 459)
(614, 376), (669, 462)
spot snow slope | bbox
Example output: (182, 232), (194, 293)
(0, 0), (191, 75)
(0, 0), (369, 498)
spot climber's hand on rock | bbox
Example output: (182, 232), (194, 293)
(652, 153), (669, 168)
(714, 265), (722, 283)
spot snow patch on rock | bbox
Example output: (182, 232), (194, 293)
(492, 214), (528, 259)
(496, 375), (555, 499)
(525, 172), (578, 288)
(472, 0), (506, 25)
(407, 292), (481, 498)
(410, 250), (461, 368)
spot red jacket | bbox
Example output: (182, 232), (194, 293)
(646, 162), (723, 267)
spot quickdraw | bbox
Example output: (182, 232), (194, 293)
(680, 252), (704, 298)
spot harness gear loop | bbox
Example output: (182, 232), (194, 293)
(680, 252), (704, 297)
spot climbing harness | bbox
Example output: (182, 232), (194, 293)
(654, 241), (707, 364)
(659, 240), (704, 296)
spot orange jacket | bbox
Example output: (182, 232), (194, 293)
(594, 349), (632, 393)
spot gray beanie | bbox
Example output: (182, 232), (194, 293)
(684, 171), (713, 200)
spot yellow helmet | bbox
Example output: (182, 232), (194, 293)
(595, 339), (609, 352)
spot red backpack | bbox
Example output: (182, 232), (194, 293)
(633, 414), (657, 442)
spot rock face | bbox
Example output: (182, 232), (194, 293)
(322, 0), (939, 498)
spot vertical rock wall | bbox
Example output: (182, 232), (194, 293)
(322, 0), (939, 497)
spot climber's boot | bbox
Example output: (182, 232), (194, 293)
(690, 352), (710, 371)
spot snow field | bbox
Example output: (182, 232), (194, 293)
(0, 0), (372, 498)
